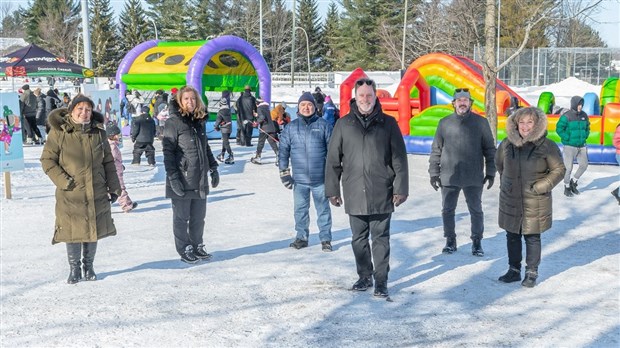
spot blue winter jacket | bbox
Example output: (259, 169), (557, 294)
(278, 113), (333, 185)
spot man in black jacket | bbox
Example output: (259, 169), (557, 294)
(235, 85), (257, 146)
(428, 88), (496, 257)
(251, 99), (278, 164)
(325, 78), (409, 298)
(131, 106), (157, 166)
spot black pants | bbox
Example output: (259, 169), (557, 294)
(243, 123), (253, 146)
(236, 119), (245, 145)
(256, 132), (278, 157)
(349, 213), (391, 283)
(25, 115), (42, 140)
(132, 141), (155, 165)
(171, 198), (207, 255)
(441, 185), (484, 239)
(506, 231), (541, 271)
(220, 133), (233, 156)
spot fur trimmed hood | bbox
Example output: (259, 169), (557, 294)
(505, 107), (548, 147)
(48, 108), (105, 132)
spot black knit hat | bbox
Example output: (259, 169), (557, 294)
(68, 94), (95, 112)
(298, 92), (316, 110)
(106, 122), (121, 137)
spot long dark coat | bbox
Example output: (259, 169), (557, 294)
(40, 109), (122, 244)
(495, 108), (566, 235)
(325, 99), (409, 215)
(256, 102), (276, 133)
(162, 102), (218, 200)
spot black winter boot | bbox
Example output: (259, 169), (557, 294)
(521, 269), (538, 288)
(569, 179), (580, 195)
(611, 187), (620, 205)
(564, 186), (574, 197)
(82, 242), (98, 281)
(498, 267), (521, 283)
(442, 237), (457, 254)
(224, 155), (234, 164)
(471, 238), (484, 256)
(66, 243), (82, 284)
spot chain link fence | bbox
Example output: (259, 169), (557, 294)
(473, 47), (620, 86)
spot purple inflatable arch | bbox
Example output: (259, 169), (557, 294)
(187, 35), (272, 103)
(115, 40), (159, 100)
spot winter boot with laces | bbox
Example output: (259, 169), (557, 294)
(224, 155), (234, 164)
(180, 245), (199, 264)
(442, 237), (457, 254)
(498, 267), (521, 283)
(194, 244), (212, 260)
(521, 269), (538, 288)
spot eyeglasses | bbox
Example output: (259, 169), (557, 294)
(455, 88), (469, 93)
(356, 79), (375, 86)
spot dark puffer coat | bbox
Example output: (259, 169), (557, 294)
(162, 100), (218, 200)
(325, 100), (409, 215)
(278, 112), (332, 185)
(495, 107), (566, 235)
(40, 108), (122, 244)
(256, 102), (276, 133)
(215, 105), (232, 134)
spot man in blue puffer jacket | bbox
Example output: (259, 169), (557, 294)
(278, 92), (334, 252)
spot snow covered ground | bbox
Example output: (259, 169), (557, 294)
(1, 78), (619, 347)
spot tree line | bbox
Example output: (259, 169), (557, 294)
(0, 0), (606, 78)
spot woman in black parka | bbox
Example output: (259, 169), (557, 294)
(495, 107), (565, 288)
(162, 86), (220, 264)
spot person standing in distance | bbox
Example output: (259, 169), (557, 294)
(556, 96), (590, 197)
(325, 78), (409, 298)
(162, 86), (220, 264)
(428, 88), (496, 256)
(278, 92), (333, 252)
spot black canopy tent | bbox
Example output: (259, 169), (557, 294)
(0, 44), (94, 78)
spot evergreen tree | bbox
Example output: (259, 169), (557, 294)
(207, 0), (229, 37)
(118, 0), (151, 54)
(295, 0), (323, 72)
(0, 8), (26, 38)
(89, 0), (119, 76)
(321, 1), (342, 71)
(189, 0), (211, 39)
(339, 0), (384, 70)
(145, 0), (191, 41)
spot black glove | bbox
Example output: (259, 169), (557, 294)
(64, 177), (76, 191)
(109, 193), (118, 203)
(392, 194), (408, 207)
(280, 169), (294, 189)
(483, 175), (494, 190)
(170, 179), (185, 197)
(430, 176), (442, 191)
(210, 170), (219, 188)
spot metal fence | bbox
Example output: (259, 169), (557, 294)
(473, 47), (620, 86)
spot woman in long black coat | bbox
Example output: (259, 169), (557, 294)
(162, 86), (220, 264)
(495, 107), (565, 288)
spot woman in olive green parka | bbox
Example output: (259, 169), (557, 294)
(40, 95), (121, 284)
(495, 107), (565, 288)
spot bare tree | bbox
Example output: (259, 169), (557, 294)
(38, 9), (79, 60)
(410, 0), (452, 58)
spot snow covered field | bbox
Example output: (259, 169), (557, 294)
(1, 79), (619, 347)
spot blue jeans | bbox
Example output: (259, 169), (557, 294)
(293, 182), (332, 242)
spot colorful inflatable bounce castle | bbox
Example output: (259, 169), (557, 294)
(340, 53), (619, 164)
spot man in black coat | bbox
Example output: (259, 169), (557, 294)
(325, 78), (409, 298)
(235, 85), (257, 146)
(131, 105), (157, 166)
(428, 88), (496, 257)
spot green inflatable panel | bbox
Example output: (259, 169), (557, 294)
(537, 92), (555, 114)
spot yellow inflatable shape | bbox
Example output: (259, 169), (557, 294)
(128, 46), (256, 76)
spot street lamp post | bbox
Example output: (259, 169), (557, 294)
(496, 0), (501, 67)
(291, 0), (296, 87)
(76, 32), (82, 65)
(401, 0), (408, 72)
(295, 26), (311, 88)
(259, 0), (263, 55)
(148, 18), (158, 40)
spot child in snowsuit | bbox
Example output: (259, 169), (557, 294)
(107, 122), (138, 212)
